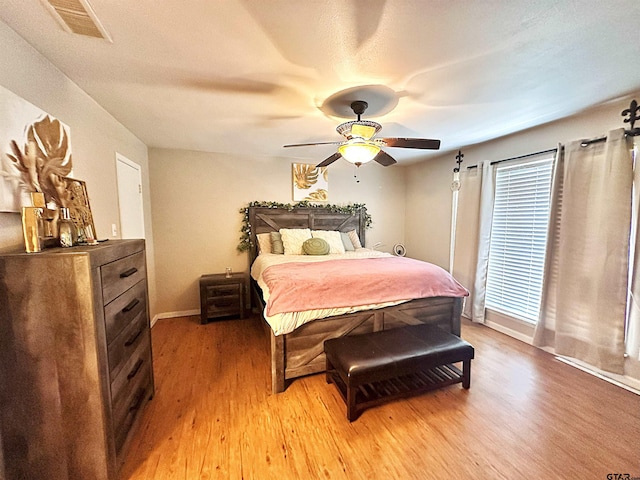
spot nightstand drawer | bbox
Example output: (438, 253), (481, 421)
(206, 283), (240, 297)
(206, 296), (241, 318)
(207, 294), (240, 309)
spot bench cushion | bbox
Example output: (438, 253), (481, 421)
(324, 324), (474, 384)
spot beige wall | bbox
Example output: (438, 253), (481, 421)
(0, 21), (156, 318)
(149, 148), (406, 316)
(405, 92), (640, 275)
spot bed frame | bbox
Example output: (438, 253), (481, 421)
(248, 206), (463, 393)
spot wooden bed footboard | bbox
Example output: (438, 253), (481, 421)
(268, 296), (463, 394)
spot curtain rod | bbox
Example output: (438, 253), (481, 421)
(489, 147), (558, 166)
(466, 129), (639, 168)
(466, 147), (558, 170)
(580, 128), (640, 146)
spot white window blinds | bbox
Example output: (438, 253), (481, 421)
(486, 155), (554, 323)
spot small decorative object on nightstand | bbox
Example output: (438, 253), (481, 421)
(200, 272), (249, 324)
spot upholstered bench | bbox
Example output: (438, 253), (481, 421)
(324, 324), (474, 421)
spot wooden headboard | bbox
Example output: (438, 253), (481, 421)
(248, 206), (367, 264)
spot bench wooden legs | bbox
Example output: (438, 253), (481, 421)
(462, 359), (471, 389)
(347, 386), (358, 422)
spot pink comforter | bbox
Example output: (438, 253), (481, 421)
(262, 256), (469, 316)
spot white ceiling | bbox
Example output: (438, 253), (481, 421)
(2, 0), (640, 164)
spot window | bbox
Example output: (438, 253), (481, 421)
(485, 155), (554, 323)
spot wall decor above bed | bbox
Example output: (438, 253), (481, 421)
(292, 163), (328, 201)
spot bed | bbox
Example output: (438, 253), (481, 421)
(247, 205), (467, 393)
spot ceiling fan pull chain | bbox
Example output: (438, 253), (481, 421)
(353, 165), (360, 183)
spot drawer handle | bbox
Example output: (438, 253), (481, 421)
(122, 298), (140, 313)
(129, 389), (146, 413)
(214, 299), (233, 307)
(120, 267), (138, 278)
(215, 287), (236, 294)
(127, 359), (144, 380)
(124, 325), (144, 347)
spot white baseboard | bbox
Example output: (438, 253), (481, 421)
(484, 319), (534, 345)
(151, 309), (200, 327)
(482, 319), (640, 395)
(555, 356), (640, 396)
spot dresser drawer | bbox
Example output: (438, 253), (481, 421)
(113, 379), (152, 455)
(111, 338), (152, 427)
(108, 308), (148, 381)
(102, 251), (146, 305)
(104, 280), (147, 344)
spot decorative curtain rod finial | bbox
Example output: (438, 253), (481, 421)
(622, 99), (639, 131)
(453, 150), (464, 172)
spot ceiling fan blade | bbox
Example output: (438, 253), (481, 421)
(316, 152), (342, 168)
(284, 141), (343, 148)
(374, 150), (397, 167)
(380, 138), (441, 150)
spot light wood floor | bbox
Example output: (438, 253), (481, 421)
(120, 315), (640, 480)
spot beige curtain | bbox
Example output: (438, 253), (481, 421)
(453, 161), (495, 323)
(534, 129), (633, 374)
(626, 146), (640, 367)
(453, 165), (482, 319)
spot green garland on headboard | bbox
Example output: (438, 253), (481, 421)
(237, 200), (372, 252)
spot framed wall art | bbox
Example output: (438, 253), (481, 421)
(292, 163), (328, 201)
(0, 85), (73, 212)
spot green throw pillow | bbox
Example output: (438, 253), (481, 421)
(270, 231), (284, 254)
(302, 237), (330, 255)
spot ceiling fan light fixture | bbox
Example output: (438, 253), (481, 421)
(338, 140), (380, 165)
(336, 120), (381, 140)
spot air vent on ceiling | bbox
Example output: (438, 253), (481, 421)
(41, 0), (112, 42)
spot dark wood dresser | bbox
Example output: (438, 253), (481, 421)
(0, 239), (154, 480)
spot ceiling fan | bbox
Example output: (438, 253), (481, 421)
(283, 100), (441, 168)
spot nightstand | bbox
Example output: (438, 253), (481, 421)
(199, 272), (249, 323)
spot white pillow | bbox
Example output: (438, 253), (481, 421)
(347, 230), (363, 249)
(256, 232), (272, 254)
(312, 230), (346, 254)
(279, 228), (312, 255)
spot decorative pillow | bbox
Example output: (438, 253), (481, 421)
(340, 231), (355, 251)
(279, 228), (312, 255)
(311, 230), (346, 254)
(347, 229), (363, 249)
(256, 233), (272, 254)
(270, 231), (284, 254)
(302, 237), (330, 255)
